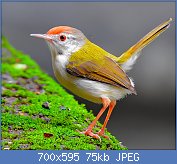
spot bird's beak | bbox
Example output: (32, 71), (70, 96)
(30, 34), (53, 42)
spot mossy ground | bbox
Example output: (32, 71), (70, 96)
(1, 36), (127, 150)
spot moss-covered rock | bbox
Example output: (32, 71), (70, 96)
(1, 36), (127, 150)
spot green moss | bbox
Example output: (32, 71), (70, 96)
(1, 36), (127, 150)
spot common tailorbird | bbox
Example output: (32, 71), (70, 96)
(31, 18), (172, 140)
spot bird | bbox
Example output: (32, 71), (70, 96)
(31, 18), (172, 140)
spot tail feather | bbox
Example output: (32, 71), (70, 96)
(117, 18), (172, 72)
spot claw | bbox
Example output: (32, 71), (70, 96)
(97, 130), (110, 140)
(78, 130), (101, 142)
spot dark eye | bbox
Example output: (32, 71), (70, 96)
(59, 35), (66, 41)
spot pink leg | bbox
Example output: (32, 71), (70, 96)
(81, 98), (110, 140)
(97, 100), (116, 139)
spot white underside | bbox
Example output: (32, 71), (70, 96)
(120, 51), (142, 72)
(74, 79), (132, 103)
(52, 54), (133, 104)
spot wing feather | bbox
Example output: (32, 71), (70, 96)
(66, 56), (136, 94)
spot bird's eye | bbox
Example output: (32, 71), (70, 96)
(59, 35), (67, 41)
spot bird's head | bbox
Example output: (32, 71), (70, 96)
(31, 26), (87, 57)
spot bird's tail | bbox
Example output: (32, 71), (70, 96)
(117, 18), (172, 72)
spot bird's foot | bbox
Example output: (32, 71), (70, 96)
(97, 130), (110, 140)
(79, 130), (101, 141)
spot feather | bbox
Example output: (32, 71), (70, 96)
(66, 56), (136, 94)
(117, 18), (172, 72)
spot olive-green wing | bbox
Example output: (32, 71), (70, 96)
(66, 56), (136, 94)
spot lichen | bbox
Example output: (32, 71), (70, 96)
(1, 36), (127, 150)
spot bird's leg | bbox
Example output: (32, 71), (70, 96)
(81, 97), (110, 140)
(97, 100), (116, 139)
